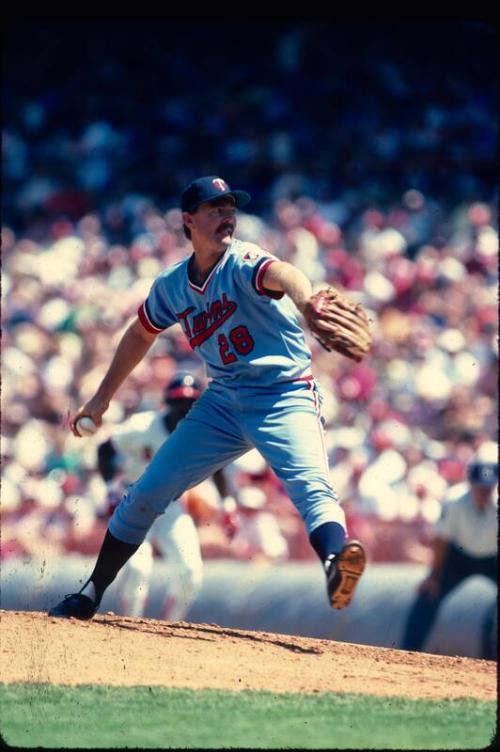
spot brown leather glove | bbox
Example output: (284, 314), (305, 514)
(303, 287), (372, 362)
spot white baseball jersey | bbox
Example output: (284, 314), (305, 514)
(435, 487), (497, 557)
(111, 411), (168, 484)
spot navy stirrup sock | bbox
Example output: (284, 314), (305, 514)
(87, 530), (140, 604)
(309, 522), (346, 569)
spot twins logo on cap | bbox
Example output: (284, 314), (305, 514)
(212, 178), (228, 191)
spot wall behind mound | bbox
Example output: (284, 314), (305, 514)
(0, 556), (495, 659)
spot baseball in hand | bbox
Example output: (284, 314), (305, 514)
(75, 416), (98, 437)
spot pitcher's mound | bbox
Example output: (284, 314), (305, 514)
(0, 610), (495, 700)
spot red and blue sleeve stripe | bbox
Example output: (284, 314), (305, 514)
(137, 301), (166, 334)
(251, 257), (284, 299)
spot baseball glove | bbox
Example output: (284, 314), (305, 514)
(303, 287), (372, 362)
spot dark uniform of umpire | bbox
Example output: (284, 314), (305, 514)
(402, 456), (497, 657)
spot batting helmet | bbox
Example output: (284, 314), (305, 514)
(164, 373), (203, 403)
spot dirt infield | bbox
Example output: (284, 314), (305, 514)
(1, 610), (496, 701)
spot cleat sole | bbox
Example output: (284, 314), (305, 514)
(330, 541), (366, 610)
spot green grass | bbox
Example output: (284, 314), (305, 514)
(0, 683), (496, 749)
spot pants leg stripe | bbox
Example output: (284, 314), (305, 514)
(307, 380), (330, 478)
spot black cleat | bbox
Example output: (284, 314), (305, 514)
(48, 593), (97, 620)
(327, 540), (366, 610)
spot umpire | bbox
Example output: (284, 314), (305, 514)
(401, 448), (497, 657)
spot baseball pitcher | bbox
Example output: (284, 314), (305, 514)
(49, 175), (371, 620)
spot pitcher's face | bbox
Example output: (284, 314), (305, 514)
(183, 197), (237, 250)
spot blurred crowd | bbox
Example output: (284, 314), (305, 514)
(3, 22), (495, 230)
(2, 21), (497, 565)
(2, 190), (497, 564)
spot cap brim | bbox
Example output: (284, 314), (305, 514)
(228, 190), (251, 208)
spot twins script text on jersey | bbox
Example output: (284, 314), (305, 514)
(138, 241), (312, 387)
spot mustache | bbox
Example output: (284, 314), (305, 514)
(217, 222), (234, 234)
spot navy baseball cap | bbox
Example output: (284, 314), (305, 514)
(467, 461), (498, 486)
(181, 175), (251, 213)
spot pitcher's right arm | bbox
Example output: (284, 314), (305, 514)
(71, 317), (158, 436)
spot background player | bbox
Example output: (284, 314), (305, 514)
(49, 175), (367, 621)
(401, 443), (498, 656)
(97, 372), (237, 619)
